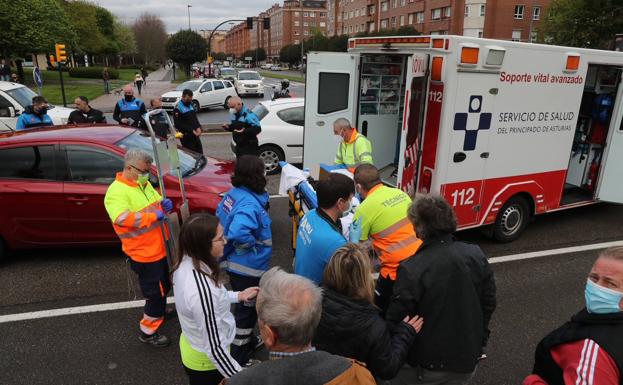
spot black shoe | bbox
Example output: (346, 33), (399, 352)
(139, 332), (170, 347)
(164, 308), (177, 321)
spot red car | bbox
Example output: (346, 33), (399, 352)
(0, 125), (234, 260)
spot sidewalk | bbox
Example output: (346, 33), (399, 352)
(91, 68), (176, 113)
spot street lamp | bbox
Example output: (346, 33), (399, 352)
(187, 4), (192, 30)
(207, 19), (244, 77)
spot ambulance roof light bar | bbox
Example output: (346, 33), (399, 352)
(565, 53), (580, 73)
(459, 43), (480, 66)
(349, 36), (431, 49)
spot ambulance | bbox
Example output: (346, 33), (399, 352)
(303, 35), (623, 242)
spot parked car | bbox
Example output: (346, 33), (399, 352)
(270, 65), (283, 71)
(0, 81), (73, 132)
(231, 98), (304, 175)
(261, 63), (273, 70)
(218, 67), (237, 82)
(0, 125), (234, 261)
(235, 70), (264, 97)
(160, 79), (237, 112)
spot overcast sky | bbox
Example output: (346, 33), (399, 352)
(95, 0), (277, 32)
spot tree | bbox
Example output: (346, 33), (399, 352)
(133, 13), (168, 64)
(280, 44), (302, 65)
(327, 35), (349, 52)
(541, 0), (623, 48)
(114, 22), (137, 58)
(356, 25), (421, 38)
(0, 0), (76, 80)
(242, 48), (267, 64)
(166, 30), (207, 77)
(214, 52), (227, 61)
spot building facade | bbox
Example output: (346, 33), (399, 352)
(224, 22), (250, 58)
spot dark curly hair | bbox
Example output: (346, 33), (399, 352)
(231, 155), (267, 194)
(408, 194), (457, 240)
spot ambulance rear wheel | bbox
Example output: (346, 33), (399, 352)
(493, 196), (530, 243)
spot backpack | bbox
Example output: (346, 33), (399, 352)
(324, 359), (376, 385)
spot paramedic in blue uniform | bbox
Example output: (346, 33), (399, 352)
(15, 96), (53, 130)
(294, 173), (354, 285)
(113, 85), (147, 130)
(216, 155), (272, 366)
(173, 89), (203, 154)
(223, 96), (261, 158)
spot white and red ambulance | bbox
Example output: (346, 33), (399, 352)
(303, 35), (623, 241)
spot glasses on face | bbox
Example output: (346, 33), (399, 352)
(130, 164), (150, 174)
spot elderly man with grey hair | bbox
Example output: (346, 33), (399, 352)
(104, 147), (175, 348)
(332, 117), (373, 172)
(227, 267), (375, 385)
(385, 194), (496, 385)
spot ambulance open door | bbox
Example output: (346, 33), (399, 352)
(596, 92), (623, 203)
(397, 53), (429, 195)
(303, 51), (360, 170)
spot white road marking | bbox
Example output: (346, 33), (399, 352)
(2, 239), (621, 324)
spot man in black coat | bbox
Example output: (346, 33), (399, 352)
(223, 96), (261, 159)
(68, 96), (106, 124)
(386, 194), (497, 385)
(173, 89), (203, 154)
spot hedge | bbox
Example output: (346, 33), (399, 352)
(68, 67), (119, 79)
(119, 64), (158, 71)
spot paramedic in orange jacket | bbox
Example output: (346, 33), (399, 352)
(104, 148), (175, 347)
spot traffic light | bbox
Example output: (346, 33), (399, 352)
(247, 17), (254, 29)
(55, 44), (67, 63)
(263, 18), (270, 30)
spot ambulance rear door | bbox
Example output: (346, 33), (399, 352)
(397, 53), (429, 195)
(303, 51), (360, 169)
(596, 85), (623, 203)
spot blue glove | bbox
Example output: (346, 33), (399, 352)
(278, 161), (288, 168)
(320, 163), (347, 172)
(155, 210), (165, 221)
(161, 198), (173, 213)
(349, 217), (363, 243)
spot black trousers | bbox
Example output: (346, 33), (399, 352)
(183, 366), (223, 385)
(129, 258), (171, 334)
(181, 134), (204, 154)
(235, 140), (259, 158)
(228, 272), (260, 365)
(374, 275), (395, 318)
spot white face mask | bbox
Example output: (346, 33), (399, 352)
(229, 108), (237, 115)
(334, 135), (343, 144)
(340, 198), (353, 216)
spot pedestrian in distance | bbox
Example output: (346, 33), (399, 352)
(113, 85), (148, 130)
(141, 66), (148, 88)
(103, 148), (176, 347)
(352, 164), (422, 315)
(134, 72), (144, 95)
(223, 96), (262, 159)
(10, 73), (19, 84)
(333, 118), (373, 172)
(173, 89), (203, 154)
(226, 267), (376, 385)
(524, 246), (623, 385)
(68, 96), (106, 124)
(102, 67), (110, 94)
(216, 155), (272, 366)
(385, 194), (497, 385)
(0, 59), (11, 81)
(172, 213), (259, 385)
(293, 172), (353, 285)
(148, 98), (171, 139)
(313, 243), (424, 380)
(15, 95), (53, 131)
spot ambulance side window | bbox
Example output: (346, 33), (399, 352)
(318, 72), (350, 114)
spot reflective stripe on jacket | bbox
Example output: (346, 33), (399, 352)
(15, 110), (53, 130)
(104, 172), (165, 263)
(353, 185), (421, 280)
(216, 186), (272, 277)
(334, 130), (373, 169)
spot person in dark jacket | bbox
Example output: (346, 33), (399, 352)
(1, 59), (11, 81)
(386, 194), (497, 385)
(173, 89), (203, 154)
(15, 96), (53, 131)
(524, 246), (623, 385)
(68, 96), (106, 124)
(314, 243), (423, 380)
(223, 96), (261, 158)
(148, 98), (171, 138)
(113, 85), (147, 129)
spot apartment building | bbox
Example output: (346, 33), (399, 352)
(224, 22), (250, 58)
(250, 11), (271, 53)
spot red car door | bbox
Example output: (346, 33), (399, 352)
(0, 144), (72, 246)
(61, 144), (124, 244)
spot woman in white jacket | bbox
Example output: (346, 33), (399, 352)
(172, 213), (259, 385)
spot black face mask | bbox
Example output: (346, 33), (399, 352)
(35, 106), (48, 114)
(124, 95), (133, 102)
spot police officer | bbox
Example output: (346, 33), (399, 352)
(68, 96), (106, 124)
(333, 118), (373, 172)
(223, 96), (261, 158)
(113, 85), (147, 129)
(16, 96), (53, 131)
(173, 89), (203, 154)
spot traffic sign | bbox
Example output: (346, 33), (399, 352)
(227, 57), (233, 61)
(33, 67), (43, 95)
(245, 56), (252, 61)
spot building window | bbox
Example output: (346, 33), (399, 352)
(369, 4), (376, 14)
(400, 15), (405, 26)
(416, 11), (424, 23)
(381, 1), (388, 12)
(304, 30), (309, 35)
(294, 20), (300, 26)
(294, 11), (300, 17)
(533, 6), (540, 20)
(530, 31), (537, 42)
(380, 19), (388, 28)
(465, 5), (469, 17)
(309, 11), (315, 17)
(480, 4), (486, 16)
(362, 7), (366, 15)
(400, 0), (406, 6)
(355, 9), (360, 17)
(350, 11), (354, 18)
(303, 21), (308, 26)
(320, 21), (326, 27)
(369, 21), (375, 31)
(303, 12), (309, 17)
(311, 21), (316, 26)
(294, 30), (299, 35)
(443, 7), (451, 18)
(392, 0), (398, 8)
(408, 13), (414, 23)
(391, 16), (397, 27)
(514, 5), (524, 19)
(294, 39), (300, 44)
(512, 29), (522, 41)
(431, 8), (441, 20)
(350, 25), (353, 32)
(478, 30), (483, 38)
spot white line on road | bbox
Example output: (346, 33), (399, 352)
(1, 239), (621, 324)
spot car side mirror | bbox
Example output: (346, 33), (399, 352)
(199, 89), (206, 93)
(0, 106), (15, 118)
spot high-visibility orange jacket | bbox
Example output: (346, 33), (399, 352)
(353, 184), (422, 280)
(104, 172), (166, 263)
